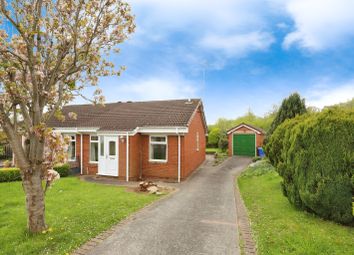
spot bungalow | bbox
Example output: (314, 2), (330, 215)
(48, 99), (207, 182)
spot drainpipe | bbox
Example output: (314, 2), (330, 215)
(126, 132), (129, 182)
(80, 134), (83, 175)
(177, 128), (181, 183)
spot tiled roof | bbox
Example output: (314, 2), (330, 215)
(227, 122), (266, 134)
(47, 99), (203, 131)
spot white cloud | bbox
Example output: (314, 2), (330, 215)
(306, 80), (354, 108)
(199, 32), (275, 57)
(112, 73), (200, 101)
(127, 0), (275, 61)
(283, 0), (354, 50)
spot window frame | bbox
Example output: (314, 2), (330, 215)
(67, 134), (76, 162)
(196, 132), (200, 152)
(89, 135), (99, 163)
(149, 135), (168, 163)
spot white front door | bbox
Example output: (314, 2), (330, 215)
(98, 136), (118, 176)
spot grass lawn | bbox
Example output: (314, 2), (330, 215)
(0, 177), (159, 255)
(238, 161), (354, 255)
(205, 147), (222, 154)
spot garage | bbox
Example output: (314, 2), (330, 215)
(227, 123), (265, 157)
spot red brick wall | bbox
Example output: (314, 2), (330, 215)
(182, 107), (206, 178)
(118, 136), (126, 179)
(227, 126), (265, 156)
(129, 134), (142, 180)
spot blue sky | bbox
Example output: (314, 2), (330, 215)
(4, 0), (354, 124)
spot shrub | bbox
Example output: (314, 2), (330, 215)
(266, 108), (354, 224)
(0, 168), (21, 182)
(266, 92), (307, 139)
(0, 164), (71, 182)
(53, 164), (70, 177)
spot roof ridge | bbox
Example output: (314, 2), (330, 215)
(63, 98), (201, 108)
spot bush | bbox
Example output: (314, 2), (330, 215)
(0, 163), (71, 182)
(266, 108), (354, 224)
(0, 168), (21, 182)
(53, 164), (70, 177)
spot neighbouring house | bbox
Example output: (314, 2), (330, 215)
(48, 99), (207, 182)
(227, 123), (265, 157)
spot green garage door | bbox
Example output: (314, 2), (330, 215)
(233, 134), (255, 156)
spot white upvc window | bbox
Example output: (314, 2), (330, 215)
(67, 134), (76, 161)
(196, 132), (200, 151)
(90, 135), (99, 163)
(149, 135), (168, 162)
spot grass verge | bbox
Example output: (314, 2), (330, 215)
(0, 177), (159, 255)
(237, 160), (354, 255)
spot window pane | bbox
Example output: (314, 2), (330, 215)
(71, 135), (75, 141)
(109, 141), (116, 156)
(68, 141), (75, 160)
(91, 136), (98, 141)
(90, 142), (98, 162)
(151, 136), (166, 143)
(151, 144), (166, 160)
(100, 137), (104, 156)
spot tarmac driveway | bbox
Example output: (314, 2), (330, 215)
(86, 156), (251, 255)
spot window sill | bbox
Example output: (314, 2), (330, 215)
(149, 159), (168, 163)
(89, 161), (98, 164)
(68, 159), (76, 162)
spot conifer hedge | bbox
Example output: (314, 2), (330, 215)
(265, 108), (354, 224)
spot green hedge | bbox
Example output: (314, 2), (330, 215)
(265, 108), (354, 224)
(53, 164), (70, 177)
(0, 168), (22, 182)
(0, 164), (71, 183)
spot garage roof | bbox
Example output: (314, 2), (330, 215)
(226, 123), (266, 135)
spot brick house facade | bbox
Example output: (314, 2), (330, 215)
(48, 99), (207, 182)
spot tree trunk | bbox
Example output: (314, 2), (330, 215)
(22, 169), (47, 233)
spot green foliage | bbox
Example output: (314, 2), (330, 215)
(217, 132), (228, 151)
(241, 160), (274, 177)
(53, 164), (70, 177)
(0, 164), (71, 182)
(0, 168), (21, 182)
(205, 147), (222, 154)
(267, 92), (307, 138)
(238, 166), (354, 254)
(207, 127), (220, 147)
(207, 108), (276, 149)
(266, 108), (354, 224)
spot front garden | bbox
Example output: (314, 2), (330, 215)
(0, 178), (159, 255)
(238, 161), (354, 255)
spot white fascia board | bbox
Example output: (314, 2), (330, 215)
(137, 126), (188, 134)
(227, 124), (261, 135)
(97, 130), (136, 136)
(55, 126), (189, 135)
(53, 127), (99, 133)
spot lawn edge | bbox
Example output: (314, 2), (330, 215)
(234, 170), (257, 255)
(71, 187), (179, 255)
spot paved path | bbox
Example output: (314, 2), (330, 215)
(86, 156), (251, 255)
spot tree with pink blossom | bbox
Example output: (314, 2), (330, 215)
(0, 0), (135, 233)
